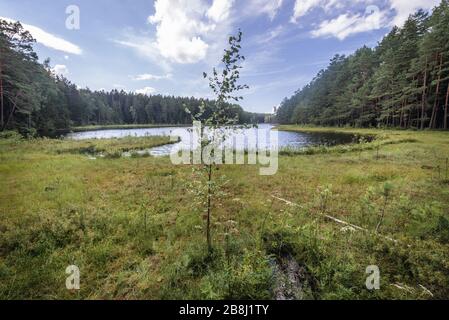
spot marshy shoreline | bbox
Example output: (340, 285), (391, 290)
(1, 127), (448, 299)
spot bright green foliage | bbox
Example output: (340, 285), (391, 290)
(187, 30), (249, 252)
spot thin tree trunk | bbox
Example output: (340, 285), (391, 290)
(421, 57), (428, 130)
(376, 195), (389, 233)
(412, 75), (417, 128)
(0, 71), (3, 129)
(429, 53), (443, 129)
(399, 99), (405, 128)
(444, 84), (449, 130)
(206, 163), (212, 252)
(0, 49), (4, 129)
(2, 92), (19, 131)
(402, 111), (406, 128)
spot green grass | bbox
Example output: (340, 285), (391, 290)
(1, 127), (449, 299)
(54, 136), (177, 158)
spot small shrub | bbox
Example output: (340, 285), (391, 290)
(200, 249), (273, 300)
(431, 215), (449, 244)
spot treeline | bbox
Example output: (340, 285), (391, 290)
(277, 1), (449, 130)
(0, 20), (264, 137)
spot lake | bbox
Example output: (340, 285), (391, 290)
(66, 124), (357, 156)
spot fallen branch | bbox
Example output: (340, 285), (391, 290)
(322, 213), (366, 232)
(391, 283), (414, 293)
(271, 195), (303, 208)
(419, 284), (434, 297)
(391, 283), (434, 297)
(271, 194), (400, 244)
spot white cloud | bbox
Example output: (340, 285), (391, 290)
(389, 0), (440, 26)
(311, 7), (387, 40)
(148, 0), (218, 64)
(118, 0), (285, 67)
(113, 33), (173, 72)
(0, 17), (82, 55)
(207, 0), (235, 23)
(123, 0), (238, 67)
(136, 87), (157, 95)
(290, 0), (440, 29)
(247, 0), (284, 20)
(114, 38), (157, 60)
(131, 73), (172, 81)
(113, 84), (126, 89)
(254, 25), (284, 44)
(290, 0), (376, 23)
(51, 64), (69, 77)
(291, 0), (322, 23)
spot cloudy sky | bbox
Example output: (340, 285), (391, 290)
(0, 0), (441, 113)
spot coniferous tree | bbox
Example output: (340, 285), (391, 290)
(276, 1), (449, 130)
(0, 20), (264, 136)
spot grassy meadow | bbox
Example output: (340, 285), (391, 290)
(0, 127), (448, 299)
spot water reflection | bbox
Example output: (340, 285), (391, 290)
(66, 124), (356, 157)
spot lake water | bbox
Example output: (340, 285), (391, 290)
(66, 124), (356, 156)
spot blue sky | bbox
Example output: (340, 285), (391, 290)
(0, 0), (441, 113)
